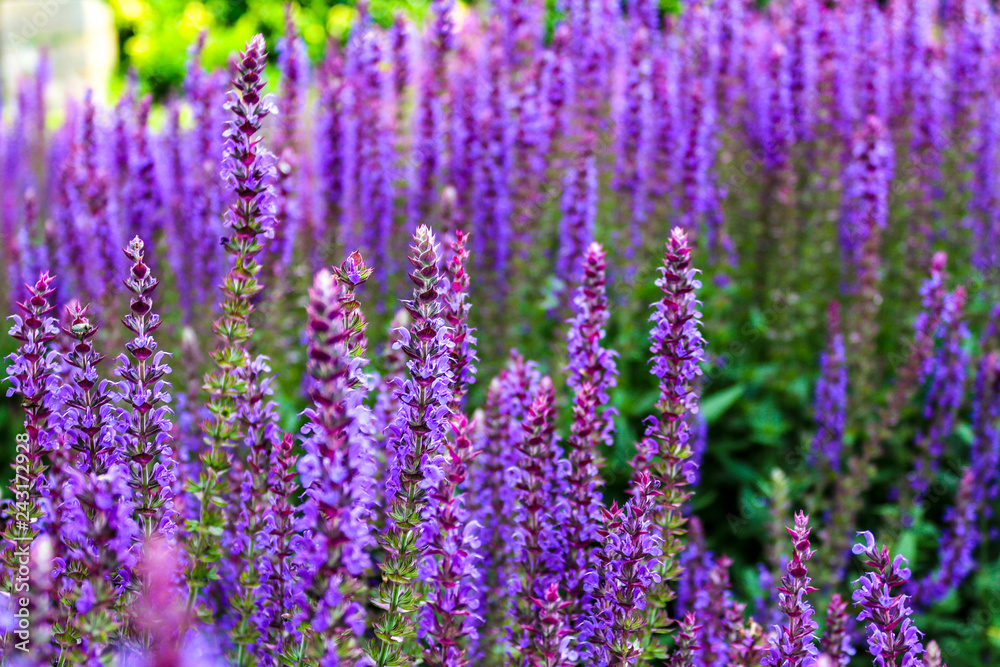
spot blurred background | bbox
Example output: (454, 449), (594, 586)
(0, 0), (433, 102)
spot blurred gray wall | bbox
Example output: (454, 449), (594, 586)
(0, 0), (116, 106)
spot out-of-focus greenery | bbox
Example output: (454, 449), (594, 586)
(106, 0), (432, 97)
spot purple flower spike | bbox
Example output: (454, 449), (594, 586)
(61, 301), (119, 475)
(811, 302), (847, 472)
(819, 593), (855, 666)
(443, 230), (477, 410)
(643, 227), (705, 639)
(293, 267), (376, 664)
(913, 468), (978, 605)
(671, 612), (703, 667)
(851, 531), (925, 667)
(116, 237), (176, 542)
(420, 414), (482, 667)
(510, 376), (560, 660)
(57, 307), (138, 658)
(762, 511), (819, 667)
(272, 8), (309, 276)
(370, 225), (452, 667)
(2, 273), (59, 625)
(587, 471), (663, 666)
(188, 32), (277, 621)
(525, 582), (574, 667)
(839, 115), (892, 295)
(563, 243), (618, 624)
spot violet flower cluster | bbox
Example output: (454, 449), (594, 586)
(4, 0), (1000, 320)
(2, 0), (1000, 663)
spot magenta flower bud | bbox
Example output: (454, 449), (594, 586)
(819, 593), (855, 666)
(762, 511), (819, 667)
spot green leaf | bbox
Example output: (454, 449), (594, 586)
(701, 384), (746, 423)
(746, 396), (789, 445)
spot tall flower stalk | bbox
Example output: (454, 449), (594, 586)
(510, 376), (559, 663)
(369, 225), (451, 667)
(564, 242), (618, 627)
(117, 237), (175, 542)
(291, 268), (375, 664)
(2, 273), (59, 654)
(420, 230), (481, 666)
(641, 228), (705, 656)
(185, 34), (277, 621)
(820, 594), (854, 666)
(588, 471), (662, 666)
(762, 511), (819, 667)
(55, 304), (136, 658)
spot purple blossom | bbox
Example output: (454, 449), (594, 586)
(115, 237), (175, 542)
(509, 376), (561, 659)
(851, 532), (925, 667)
(911, 286), (970, 498)
(272, 10), (309, 276)
(839, 115), (893, 293)
(584, 472), (662, 667)
(762, 511), (819, 667)
(468, 352), (540, 646)
(370, 225), (452, 667)
(563, 243), (618, 622)
(811, 303), (847, 471)
(187, 32), (277, 621)
(420, 415), (483, 666)
(819, 593), (855, 666)
(643, 228), (705, 630)
(293, 267), (376, 662)
(913, 469), (978, 604)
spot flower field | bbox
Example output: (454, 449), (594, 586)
(1, 0), (999, 664)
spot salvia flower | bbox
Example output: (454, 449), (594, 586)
(839, 114), (893, 295)
(524, 582), (574, 667)
(2, 273), (59, 654)
(851, 531), (925, 667)
(293, 267), (376, 664)
(53, 302), (137, 660)
(913, 468), (978, 605)
(586, 471), (662, 666)
(509, 376), (561, 661)
(230, 353), (282, 663)
(443, 230), (477, 410)
(819, 593), (855, 666)
(420, 415), (483, 667)
(762, 511), (819, 667)
(469, 353), (540, 645)
(115, 237), (175, 542)
(187, 33), (277, 611)
(911, 287), (970, 499)
(642, 227), (705, 645)
(811, 302), (847, 472)
(671, 612), (703, 667)
(370, 225), (452, 667)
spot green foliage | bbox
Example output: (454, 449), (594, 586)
(107, 0), (432, 98)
